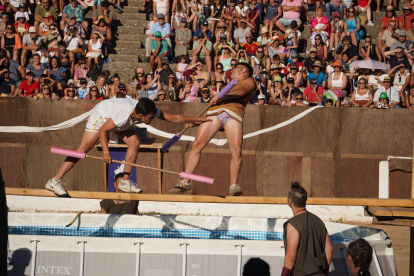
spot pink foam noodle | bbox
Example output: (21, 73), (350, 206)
(217, 79), (237, 99)
(51, 147), (86, 159)
(180, 172), (214, 185)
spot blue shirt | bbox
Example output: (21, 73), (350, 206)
(307, 71), (327, 87)
(149, 22), (171, 37)
(49, 67), (67, 82)
(194, 28), (212, 39)
(77, 87), (89, 99)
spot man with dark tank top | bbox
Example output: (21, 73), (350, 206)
(54, 41), (75, 76)
(282, 182), (333, 276)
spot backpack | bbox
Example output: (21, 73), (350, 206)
(86, 61), (103, 82)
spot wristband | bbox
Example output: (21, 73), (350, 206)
(281, 266), (292, 276)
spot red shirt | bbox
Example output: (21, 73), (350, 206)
(399, 13), (414, 30)
(19, 80), (39, 96)
(225, 69), (233, 82)
(242, 42), (258, 55)
(303, 86), (323, 102)
(86, 97), (103, 100)
(381, 16), (397, 30)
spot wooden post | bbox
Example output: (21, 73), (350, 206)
(103, 161), (107, 192)
(158, 148), (162, 194)
(412, 138), (414, 199)
(411, 227), (414, 276)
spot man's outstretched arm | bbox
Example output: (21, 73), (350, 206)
(158, 110), (212, 124)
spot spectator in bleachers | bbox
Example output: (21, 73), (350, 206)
(355, 0), (373, 26)
(92, 1), (114, 27)
(74, 59), (89, 85)
(197, 86), (211, 102)
(43, 22), (61, 50)
(150, 31), (169, 72)
(143, 73), (160, 99)
(188, 0), (205, 29)
(64, 14), (87, 40)
(310, 6), (329, 46)
(241, 33), (257, 57)
(109, 73), (121, 96)
(399, 4), (414, 31)
(407, 19), (414, 42)
(16, 71), (39, 97)
(373, 77), (400, 108)
(86, 28), (105, 68)
(2, 22), (21, 62)
(135, 67), (146, 85)
(94, 16), (113, 57)
(266, 36), (285, 61)
(385, 47), (412, 71)
(368, 69), (389, 92)
(26, 54), (46, 82)
(34, 0), (57, 33)
(193, 20), (211, 42)
(0, 14), (7, 34)
(329, 12), (342, 52)
(214, 34), (232, 63)
(275, 0), (301, 33)
(248, 0), (259, 33)
(96, 74), (109, 98)
(388, 62), (411, 94)
(191, 33), (212, 73)
(174, 17), (192, 59)
(38, 15), (55, 36)
(55, 41), (74, 76)
(217, 43), (236, 71)
(341, 52), (353, 77)
(325, 0), (342, 22)
(179, 75), (197, 101)
(60, 0), (89, 36)
(361, 36), (381, 62)
(145, 13), (171, 63)
(171, 0), (189, 31)
(86, 85), (104, 99)
(21, 26), (42, 66)
(65, 86), (78, 99)
(327, 61), (348, 96)
(307, 60), (326, 88)
(0, 68), (15, 97)
(214, 62), (224, 81)
(145, 15), (157, 35)
(175, 55), (187, 80)
(342, 7), (364, 46)
(64, 79), (77, 97)
(14, 12), (29, 37)
(337, 36), (358, 61)
(153, 89), (170, 101)
(164, 73), (178, 101)
(158, 59), (175, 83)
(215, 21), (231, 44)
(351, 77), (372, 107)
(313, 34), (327, 63)
(251, 45), (270, 72)
(138, 0), (153, 15)
(408, 86), (414, 108)
(47, 56), (68, 90)
(153, 0), (170, 23)
(390, 30), (413, 51)
(191, 60), (210, 82)
(34, 84), (59, 100)
(234, 19), (253, 46)
(286, 62), (303, 87)
(64, 25), (85, 61)
(303, 47), (322, 73)
(236, 47), (250, 64)
(235, 0), (248, 28)
(380, 20), (399, 54)
(301, 0), (321, 24)
(210, 0), (225, 34)
(263, 0), (282, 35)
(77, 78), (89, 99)
(257, 26), (271, 47)
(303, 78), (323, 105)
(284, 21), (300, 54)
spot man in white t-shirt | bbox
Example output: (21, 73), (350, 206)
(21, 26), (43, 66)
(373, 77), (400, 107)
(368, 69), (389, 92)
(46, 98), (211, 197)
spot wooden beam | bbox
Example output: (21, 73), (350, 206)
(412, 137), (414, 199)
(5, 188), (414, 207)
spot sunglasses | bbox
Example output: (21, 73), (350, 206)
(91, 89), (98, 92)
(315, 38), (321, 40)
(50, 28), (56, 30)
(296, 97), (303, 100)
(334, 66), (341, 68)
(119, 89), (126, 91)
(219, 27), (225, 29)
(68, 89), (75, 92)
(359, 82), (365, 84)
(348, 10), (355, 13)
(216, 67), (223, 69)
(231, 63), (236, 66)
(3, 71), (8, 73)
(257, 51), (264, 53)
(79, 63), (85, 65)
(201, 91), (209, 93)
(42, 87), (49, 90)
(397, 52), (403, 54)
(246, 36), (252, 38)
(6, 27), (12, 30)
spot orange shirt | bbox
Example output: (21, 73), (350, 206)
(399, 13), (414, 31)
(381, 16), (397, 30)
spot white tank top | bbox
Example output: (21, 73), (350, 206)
(354, 89), (370, 101)
(90, 39), (102, 51)
(331, 72), (344, 88)
(155, 0), (168, 14)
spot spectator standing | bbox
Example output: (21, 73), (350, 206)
(92, 1), (114, 26)
(399, 4), (414, 31)
(307, 60), (326, 88)
(144, 13), (171, 63)
(342, 8), (364, 46)
(17, 72), (40, 97)
(191, 33), (212, 73)
(303, 47), (322, 73)
(21, 26), (42, 66)
(282, 182), (333, 276)
(275, 0), (302, 33)
(174, 17), (192, 58)
(34, 0), (57, 33)
(60, 0), (89, 35)
(2, 23), (21, 62)
(325, 0), (343, 22)
(361, 36), (381, 61)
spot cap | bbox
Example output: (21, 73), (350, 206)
(29, 26), (36, 33)
(309, 47), (317, 52)
(94, 15), (104, 24)
(287, 77), (295, 84)
(220, 33), (227, 40)
(0, 5), (5, 10)
(69, 13), (76, 19)
(291, 53), (298, 58)
(201, 20), (208, 25)
(261, 26), (269, 33)
(201, 87), (209, 93)
(273, 76), (282, 82)
(198, 32), (205, 38)
(79, 79), (87, 85)
(399, 30), (407, 36)
(379, 92), (389, 99)
(404, 4), (411, 9)
(309, 78), (317, 84)
(289, 62), (297, 68)
(386, 5), (394, 11)
(343, 35), (352, 42)
(254, 75), (262, 81)
(258, 94), (266, 100)
(68, 79), (75, 85)
(157, 13), (165, 19)
(290, 20), (298, 27)
(118, 84), (126, 90)
(100, 0), (109, 7)
(333, 61), (342, 67)
(312, 60), (324, 68)
(180, 17), (187, 22)
(383, 77), (392, 82)
(19, 3), (26, 7)
(332, 12), (341, 18)
(154, 31), (162, 37)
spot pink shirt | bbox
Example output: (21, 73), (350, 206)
(282, 0), (301, 19)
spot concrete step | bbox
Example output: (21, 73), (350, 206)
(108, 54), (139, 62)
(117, 19), (151, 27)
(115, 33), (147, 42)
(116, 12), (151, 20)
(112, 40), (144, 48)
(111, 47), (142, 55)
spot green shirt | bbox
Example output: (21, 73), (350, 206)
(151, 40), (168, 57)
(63, 4), (84, 22)
(193, 40), (212, 59)
(92, 5), (114, 22)
(34, 5), (57, 17)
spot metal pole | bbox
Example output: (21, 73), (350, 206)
(372, 247), (384, 276)
(134, 242), (143, 276)
(30, 240), (39, 276)
(78, 241), (86, 276)
(236, 245), (243, 276)
(180, 243), (188, 276)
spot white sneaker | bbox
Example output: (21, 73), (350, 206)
(58, 12), (63, 16)
(45, 178), (69, 197)
(366, 21), (374, 26)
(117, 179), (143, 193)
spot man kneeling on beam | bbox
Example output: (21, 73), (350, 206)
(46, 97), (211, 197)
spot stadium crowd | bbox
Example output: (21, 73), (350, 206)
(1, 0), (414, 109)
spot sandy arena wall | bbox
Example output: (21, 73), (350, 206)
(0, 98), (412, 198)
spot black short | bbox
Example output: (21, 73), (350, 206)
(307, 4), (316, 11)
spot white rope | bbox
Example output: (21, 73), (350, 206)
(0, 106), (324, 145)
(0, 111), (91, 133)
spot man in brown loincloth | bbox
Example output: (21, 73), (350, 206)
(168, 62), (256, 196)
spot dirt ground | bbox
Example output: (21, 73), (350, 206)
(351, 223), (410, 276)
